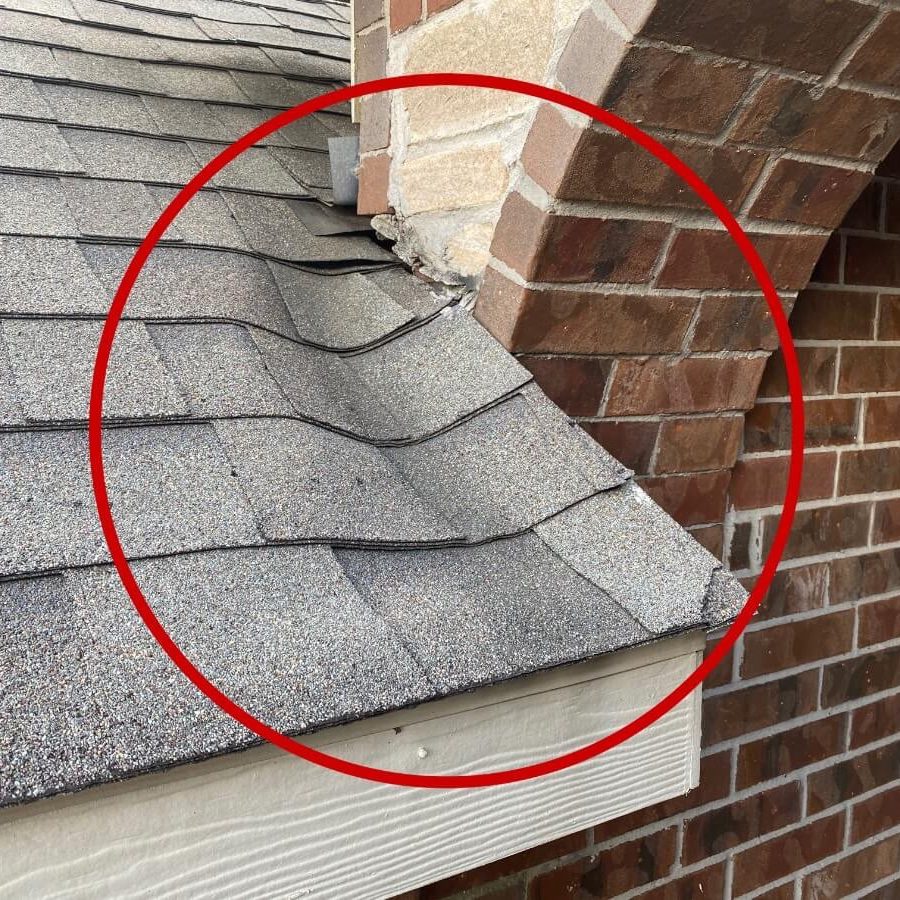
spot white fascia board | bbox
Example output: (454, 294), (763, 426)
(0, 631), (705, 900)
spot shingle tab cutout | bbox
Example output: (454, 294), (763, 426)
(0, 0), (747, 809)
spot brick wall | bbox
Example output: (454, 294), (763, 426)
(401, 142), (900, 900)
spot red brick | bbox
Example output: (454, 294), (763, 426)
(846, 235), (900, 287)
(356, 151), (391, 215)
(654, 415), (742, 474)
(425, 0), (461, 12)
(859, 594), (900, 648)
(880, 293), (900, 340)
(520, 104), (585, 204)
(839, 446), (900, 495)
(691, 524), (724, 559)
(682, 782), (801, 864)
(605, 355), (767, 415)
(822, 647), (900, 706)
(750, 159), (871, 229)
(763, 501), (871, 561)
(556, 9), (628, 107)
(789, 289), (877, 340)
(844, 181), (884, 231)
(728, 452), (836, 510)
(531, 131), (764, 211)
(744, 398), (858, 453)
(701, 670), (819, 745)
(528, 829), (677, 899)
(604, 45), (753, 136)
(851, 784), (900, 843)
(689, 295), (779, 352)
(808, 740), (900, 813)
(640, 470), (730, 527)
(359, 93), (391, 153)
(490, 192), (669, 284)
(580, 420), (659, 476)
(845, 10), (900, 89)
(389, 0), (420, 32)
(865, 396), (900, 443)
(656, 230), (826, 291)
(475, 277), (696, 354)
(839, 347), (900, 392)
(732, 814), (845, 896)
(519, 356), (611, 417)
(594, 751), (732, 841)
(803, 835), (900, 899)
(638, 0), (874, 73)
(631, 864), (726, 900)
(758, 347), (837, 398)
(874, 499), (900, 544)
(742, 610), (854, 678)
(756, 562), (829, 621)
(736, 714), (847, 789)
(731, 78), (900, 162)
(831, 549), (900, 604)
(851, 693), (900, 748)
(421, 829), (588, 898)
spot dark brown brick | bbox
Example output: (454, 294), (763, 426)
(689, 295), (779, 352)
(606, 355), (767, 415)
(874, 499), (900, 544)
(744, 398), (858, 453)
(808, 740), (900, 813)
(887, 184), (900, 234)
(682, 782), (801, 864)
(763, 501), (871, 560)
(656, 230), (826, 291)
(882, 142), (900, 179)
(880, 293), (900, 340)
(703, 632), (732, 687)
(528, 829), (677, 899)
(654, 415), (743, 474)
(477, 282), (696, 354)
(491, 192), (669, 284)
(822, 647), (900, 706)
(594, 751), (732, 841)
(851, 784), (900, 843)
(604, 45), (753, 135)
(736, 714), (847, 789)
(741, 610), (854, 677)
(839, 347), (900, 392)
(519, 355), (611, 417)
(803, 835), (900, 899)
(729, 521), (753, 570)
(580, 419), (659, 476)
(731, 78), (900, 162)
(865, 396), (900, 443)
(831, 549), (900, 604)
(637, 0), (874, 73)
(630, 864), (726, 900)
(690, 524), (724, 559)
(758, 347), (837, 398)
(845, 235), (900, 287)
(389, 0), (420, 32)
(750, 159), (871, 228)
(845, 10), (900, 89)
(520, 104), (586, 205)
(859, 594), (900, 648)
(789, 289), (877, 340)
(732, 814), (844, 896)
(639, 470), (730, 527)
(757, 562), (829, 621)
(752, 884), (797, 900)
(421, 830), (588, 898)
(701, 670), (819, 745)
(728, 452), (836, 510)
(356, 151), (391, 215)
(810, 233), (843, 284)
(839, 447), (900, 494)
(858, 882), (900, 900)
(844, 181), (884, 231)
(538, 131), (764, 211)
(852, 693), (900, 748)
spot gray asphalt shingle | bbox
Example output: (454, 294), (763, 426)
(52, 49), (166, 94)
(36, 82), (159, 133)
(0, 75), (52, 117)
(141, 95), (234, 141)
(62, 130), (201, 183)
(189, 141), (304, 194)
(0, 40), (63, 78)
(0, 175), (80, 236)
(147, 186), (251, 249)
(0, 120), (84, 173)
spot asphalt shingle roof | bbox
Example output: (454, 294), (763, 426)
(0, 0), (746, 809)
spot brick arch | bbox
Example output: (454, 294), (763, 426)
(474, 0), (900, 553)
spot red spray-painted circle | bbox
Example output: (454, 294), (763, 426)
(89, 74), (806, 789)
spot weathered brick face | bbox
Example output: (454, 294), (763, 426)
(391, 0), (900, 894)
